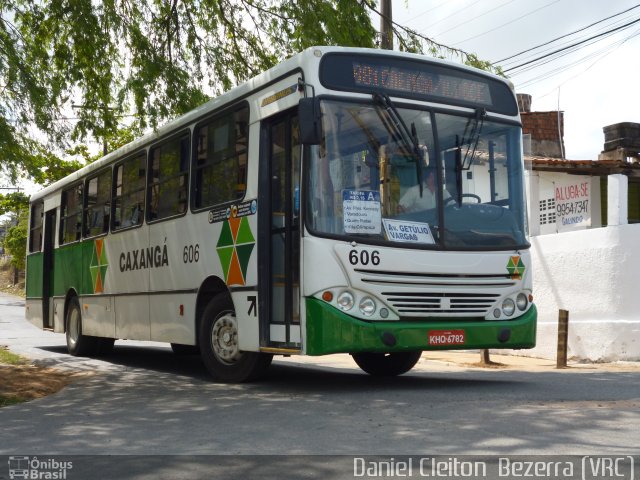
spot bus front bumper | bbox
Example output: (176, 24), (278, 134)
(305, 298), (537, 356)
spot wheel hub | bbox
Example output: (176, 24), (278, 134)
(211, 312), (241, 364)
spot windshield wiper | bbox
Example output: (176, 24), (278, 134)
(453, 108), (486, 205)
(459, 107), (487, 170)
(372, 92), (424, 195)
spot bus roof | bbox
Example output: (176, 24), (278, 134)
(30, 46), (512, 203)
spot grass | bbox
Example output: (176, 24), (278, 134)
(0, 395), (26, 407)
(0, 346), (28, 365)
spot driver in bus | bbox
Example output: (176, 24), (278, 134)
(397, 167), (450, 213)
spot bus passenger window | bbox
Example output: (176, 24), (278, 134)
(84, 168), (111, 238)
(60, 184), (83, 244)
(113, 153), (146, 230)
(148, 133), (190, 221)
(192, 105), (248, 210)
(29, 202), (44, 252)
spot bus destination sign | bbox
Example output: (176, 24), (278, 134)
(320, 53), (518, 115)
(352, 62), (491, 105)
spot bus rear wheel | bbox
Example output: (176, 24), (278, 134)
(199, 294), (272, 382)
(65, 297), (98, 356)
(351, 351), (422, 376)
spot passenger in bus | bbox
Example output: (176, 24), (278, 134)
(397, 168), (450, 213)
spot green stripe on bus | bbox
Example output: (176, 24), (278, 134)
(305, 298), (537, 356)
(52, 241), (95, 296)
(26, 253), (43, 298)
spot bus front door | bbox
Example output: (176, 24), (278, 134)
(260, 111), (301, 349)
(42, 209), (56, 329)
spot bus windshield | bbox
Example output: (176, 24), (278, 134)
(306, 99), (528, 249)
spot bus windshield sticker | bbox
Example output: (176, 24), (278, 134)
(209, 199), (257, 224)
(342, 190), (381, 234)
(383, 219), (435, 244)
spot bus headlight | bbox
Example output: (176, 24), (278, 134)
(502, 298), (515, 317)
(337, 291), (355, 311)
(516, 293), (528, 311)
(359, 297), (376, 316)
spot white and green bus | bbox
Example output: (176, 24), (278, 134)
(26, 46), (536, 382)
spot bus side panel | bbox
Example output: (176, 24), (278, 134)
(25, 253), (43, 298)
(53, 298), (65, 333)
(115, 295), (150, 340)
(82, 296), (116, 338)
(25, 253), (44, 328)
(149, 293), (197, 344)
(25, 299), (44, 329)
(101, 226), (151, 340)
(147, 215), (201, 344)
(145, 210), (259, 346)
(52, 242), (93, 297)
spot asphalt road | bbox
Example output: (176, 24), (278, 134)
(1, 292), (639, 463)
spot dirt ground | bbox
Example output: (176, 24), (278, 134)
(0, 261), (25, 298)
(0, 360), (74, 407)
(0, 266), (73, 407)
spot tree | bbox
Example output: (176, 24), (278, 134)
(0, 191), (29, 218)
(0, 191), (29, 273)
(1, 1), (497, 184)
(3, 211), (27, 271)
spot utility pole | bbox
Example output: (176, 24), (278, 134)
(72, 103), (111, 156)
(380, 0), (393, 50)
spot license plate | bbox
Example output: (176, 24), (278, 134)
(428, 329), (465, 346)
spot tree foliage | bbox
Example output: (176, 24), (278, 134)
(0, 192), (28, 270)
(1, 0), (497, 185)
(2, 211), (27, 270)
(0, 0), (377, 183)
(0, 191), (29, 217)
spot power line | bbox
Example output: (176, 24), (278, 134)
(499, 11), (640, 68)
(503, 16), (640, 72)
(496, 3), (640, 63)
(418, 0), (483, 32)
(452, 0), (562, 46)
(403, 0), (451, 28)
(508, 22), (633, 76)
(529, 30), (640, 101)
(435, 0), (520, 38)
(517, 27), (640, 90)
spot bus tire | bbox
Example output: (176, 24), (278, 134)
(171, 343), (200, 356)
(65, 297), (98, 357)
(351, 351), (422, 376)
(199, 294), (272, 382)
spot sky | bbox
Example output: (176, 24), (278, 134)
(388, 0), (640, 159)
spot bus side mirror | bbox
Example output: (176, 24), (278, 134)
(298, 98), (321, 145)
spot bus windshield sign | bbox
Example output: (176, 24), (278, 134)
(352, 62), (491, 105)
(320, 54), (517, 115)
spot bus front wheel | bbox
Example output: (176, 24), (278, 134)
(199, 294), (272, 382)
(351, 351), (422, 376)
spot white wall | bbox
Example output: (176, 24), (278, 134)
(520, 224), (640, 362)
